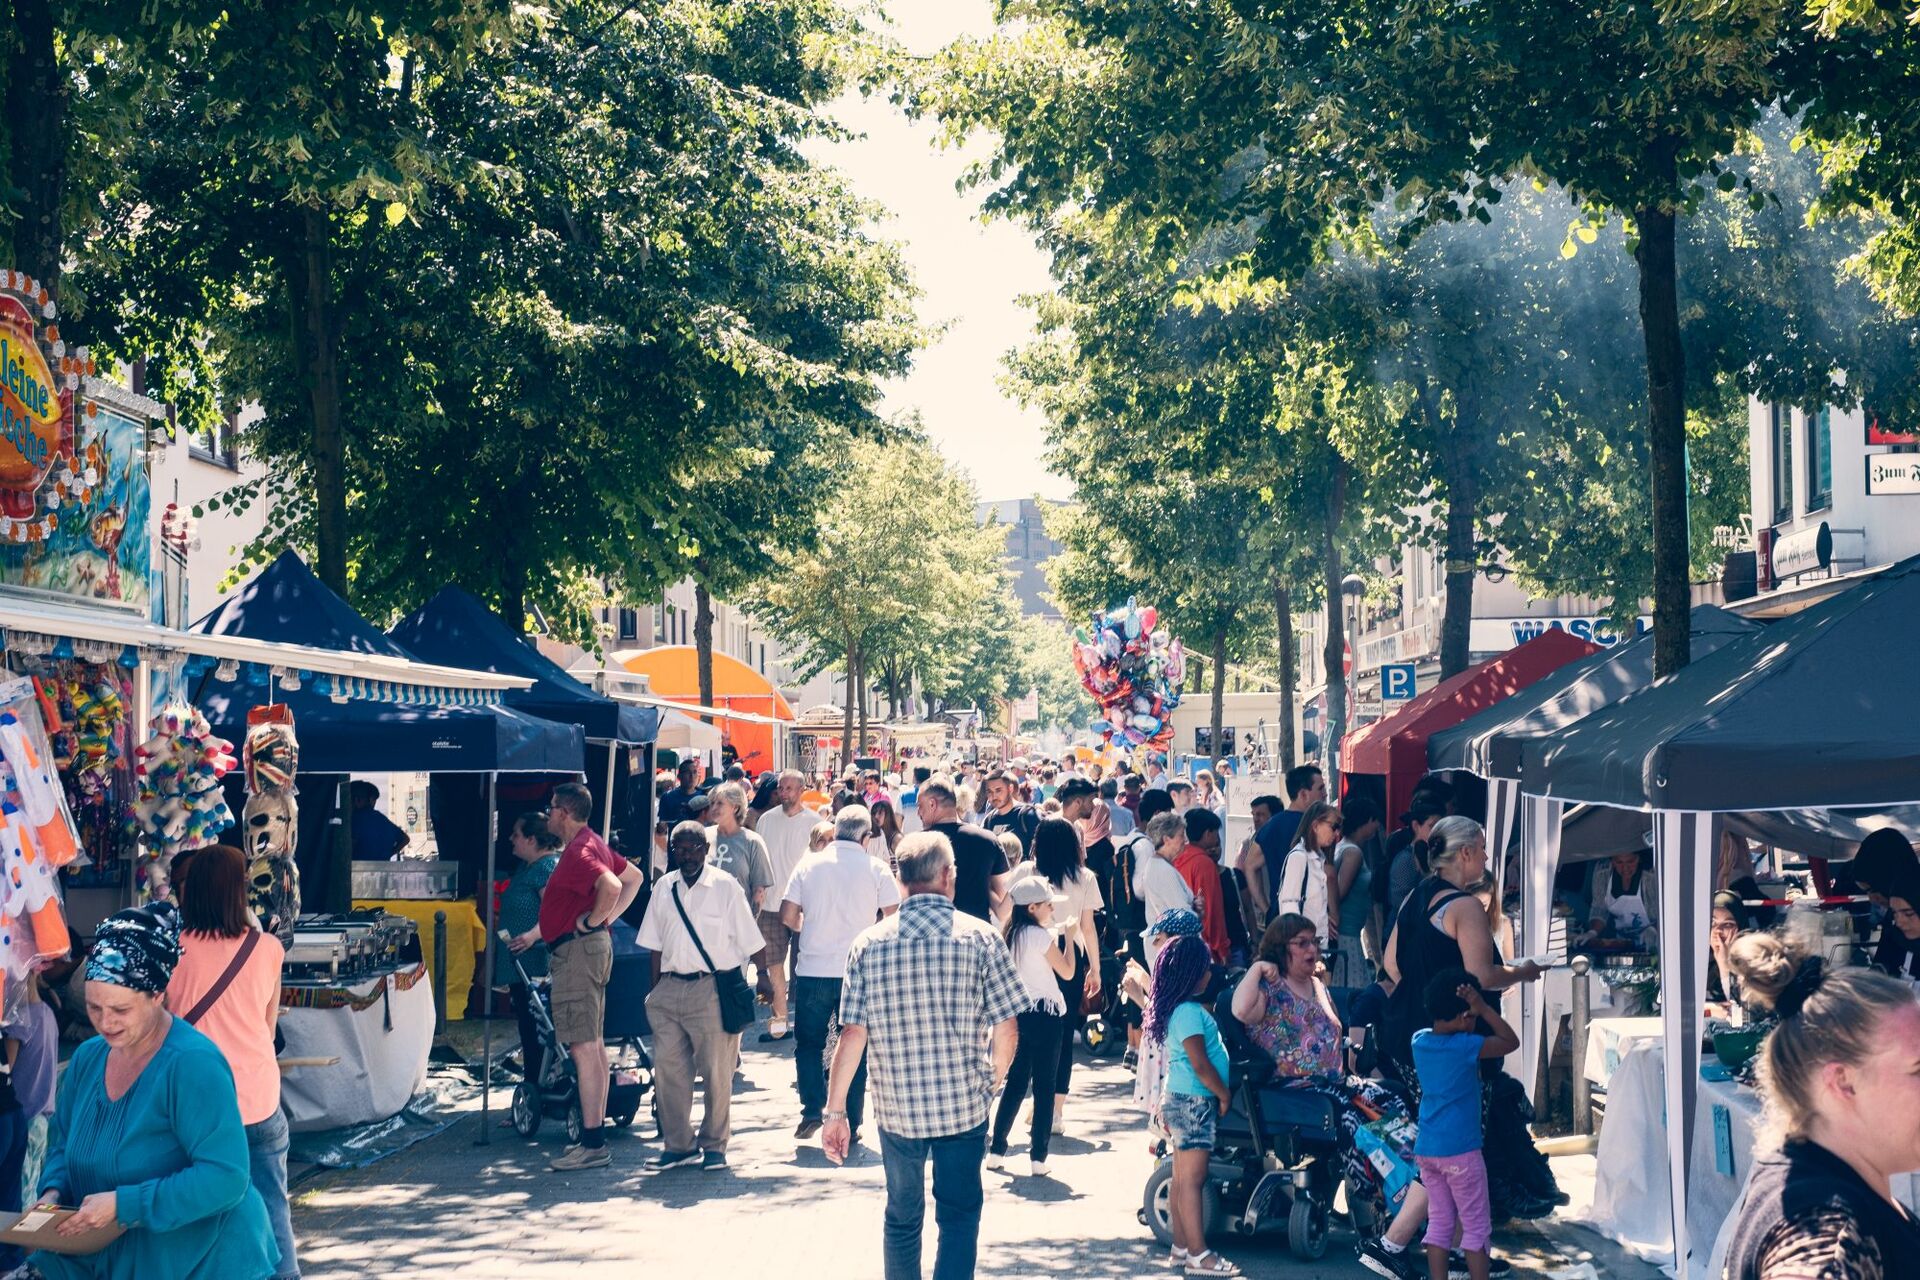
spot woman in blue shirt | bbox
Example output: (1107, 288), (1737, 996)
(22, 904), (272, 1280)
(495, 811), (562, 1091)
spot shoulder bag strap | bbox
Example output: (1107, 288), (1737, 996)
(184, 930), (262, 1026)
(669, 882), (720, 975)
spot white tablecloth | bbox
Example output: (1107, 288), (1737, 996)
(1584, 1016), (1665, 1087)
(279, 966), (435, 1133)
(1578, 1038), (1674, 1266)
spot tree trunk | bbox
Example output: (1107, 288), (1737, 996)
(288, 207), (349, 597)
(1322, 461), (1349, 795)
(1209, 625), (1227, 766)
(499, 559), (528, 638)
(1635, 161), (1692, 678)
(1273, 578), (1297, 772)
(5, 0), (67, 293)
(693, 581), (715, 721)
(856, 650), (870, 759)
(842, 633), (858, 772)
(1439, 439), (1480, 680)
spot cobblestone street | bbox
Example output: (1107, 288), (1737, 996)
(290, 1026), (1654, 1279)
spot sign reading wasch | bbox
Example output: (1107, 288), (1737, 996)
(1771, 521), (1833, 580)
(1467, 616), (1650, 651)
(1867, 454), (1920, 496)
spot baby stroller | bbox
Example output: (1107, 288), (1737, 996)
(1078, 951), (1133, 1058)
(507, 947), (654, 1143)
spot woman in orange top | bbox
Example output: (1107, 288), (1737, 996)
(164, 846), (297, 1280)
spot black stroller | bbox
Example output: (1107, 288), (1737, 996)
(507, 946), (654, 1143)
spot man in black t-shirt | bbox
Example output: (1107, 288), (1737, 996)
(915, 776), (1010, 922)
(979, 770), (1040, 857)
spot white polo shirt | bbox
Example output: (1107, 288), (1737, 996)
(782, 840), (903, 979)
(637, 862), (763, 975)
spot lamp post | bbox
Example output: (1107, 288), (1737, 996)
(1340, 574), (1365, 741)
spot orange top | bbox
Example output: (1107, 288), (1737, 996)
(166, 930), (286, 1125)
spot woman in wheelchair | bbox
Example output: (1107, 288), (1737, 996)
(1230, 915), (1440, 1280)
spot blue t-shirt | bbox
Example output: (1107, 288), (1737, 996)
(351, 807), (408, 860)
(1411, 1028), (1486, 1157)
(1257, 810), (1304, 913)
(1164, 1000), (1230, 1098)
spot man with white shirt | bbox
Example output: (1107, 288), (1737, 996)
(780, 806), (901, 1142)
(751, 770), (819, 1040)
(636, 820), (765, 1174)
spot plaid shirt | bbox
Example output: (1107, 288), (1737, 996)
(839, 893), (1027, 1138)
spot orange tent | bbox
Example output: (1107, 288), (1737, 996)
(619, 646), (795, 774)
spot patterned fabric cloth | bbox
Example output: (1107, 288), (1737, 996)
(87, 903), (181, 994)
(1246, 977), (1343, 1078)
(839, 893), (1028, 1139)
(1755, 1203), (1885, 1279)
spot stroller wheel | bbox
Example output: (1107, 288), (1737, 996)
(511, 1082), (541, 1139)
(566, 1099), (585, 1146)
(611, 1108), (638, 1129)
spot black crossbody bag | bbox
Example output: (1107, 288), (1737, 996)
(670, 882), (758, 1034)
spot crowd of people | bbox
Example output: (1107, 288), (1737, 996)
(9, 743), (1917, 1280)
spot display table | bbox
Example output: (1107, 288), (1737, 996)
(279, 964), (435, 1132)
(354, 898), (484, 1022)
(1584, 1016), (1664, 1087)
(1579, 1037), (1673, 1265)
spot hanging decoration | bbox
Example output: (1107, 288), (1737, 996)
(241, 704), (300, 946)
(0, 677), (83, 1018)
(132, 702), (237, 897)
(1070, 599), (1186, 752)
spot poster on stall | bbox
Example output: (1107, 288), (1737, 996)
(0, 273), (152, 612)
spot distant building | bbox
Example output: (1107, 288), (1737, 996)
(978, 497), (1064, 620)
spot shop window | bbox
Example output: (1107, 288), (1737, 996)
(1770, 403), (1794, 524)
(616, 608), (638, 642)
(1806, 407), (1833, 512)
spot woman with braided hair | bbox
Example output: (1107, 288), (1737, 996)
(1148, 931), (1239, 1278)
(1723, 932), (1920, 1279)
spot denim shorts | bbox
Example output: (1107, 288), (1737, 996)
(1162, 1090), (1218, 1151)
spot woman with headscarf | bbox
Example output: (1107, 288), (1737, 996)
(19, 905), (273, 1280)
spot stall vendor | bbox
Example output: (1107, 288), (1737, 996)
(1580, 849), (1658, 949)
(348, 782), (409, 861)
(1875, 872), (1920, 992)
(1707, 890), (1752, 1018)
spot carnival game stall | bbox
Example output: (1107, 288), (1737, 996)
(1508, 554), (1920, 1276)
(190, 554), (584, 1131)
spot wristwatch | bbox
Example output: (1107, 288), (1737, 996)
(822, 1110), (848, 1121)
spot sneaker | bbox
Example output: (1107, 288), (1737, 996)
(1357, 1239), (1419, 1280)
(1028, 1157), (1051, 1177)
(549, 1144), (611, 1172)
(702, 1150), (729, 1172)
(985, 1152), (1005, 1171)
(1122, 1048), (1139, 1072)
(640, 1149), (702, 1175)
(795, 1118), (822, 1140)
(1445, 1254), (1511, 1280)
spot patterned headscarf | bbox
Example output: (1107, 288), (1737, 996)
(86, 903), (182, 995)
(1145, 907), (1202, 940)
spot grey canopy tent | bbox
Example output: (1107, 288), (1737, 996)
(1510, 553), (1920, 1276)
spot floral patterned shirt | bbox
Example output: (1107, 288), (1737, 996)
(1247, 976), (1343, 1078)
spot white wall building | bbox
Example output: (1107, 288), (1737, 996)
(147, 401), (271, 622)
(1738, 399), (1920, 613)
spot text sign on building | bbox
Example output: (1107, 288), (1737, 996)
(1381, 663), (1418, 701)
(1867, 455), (1920, 496)
(1771, 521), (1833, 580)
(1467, 616), (1651, 651)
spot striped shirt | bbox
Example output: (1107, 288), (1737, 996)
(839, 893), (1027, 1138)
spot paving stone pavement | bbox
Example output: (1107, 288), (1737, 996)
(290, 1026), (1658, 1279)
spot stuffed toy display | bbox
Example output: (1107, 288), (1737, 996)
(0, 680), (85, 1021)
(132, 703), (237, 897)
(242, 706), (300, 946)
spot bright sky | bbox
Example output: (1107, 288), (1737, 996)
(812, 3), (1071, 503)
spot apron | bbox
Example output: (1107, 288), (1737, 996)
(1606, 870), (1651, 936)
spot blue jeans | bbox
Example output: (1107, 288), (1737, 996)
(247, 1108), (299, 1279)
(0, 1106), (25, 1270)
(878, 1122), (987, 1280)
(794, 976), (866, 1130)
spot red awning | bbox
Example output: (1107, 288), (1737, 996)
(1343, 627), (1601, 821)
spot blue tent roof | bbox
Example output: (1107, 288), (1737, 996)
(388, 586), (659, 744)
(187, 552), (584, 775)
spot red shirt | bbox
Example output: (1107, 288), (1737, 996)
(1174, 844), (1230, 964)
(538, 826), (627, 945)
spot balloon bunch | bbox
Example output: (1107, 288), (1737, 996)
(1070, 600), (1186, 749)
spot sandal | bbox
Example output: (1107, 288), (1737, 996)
(1166, 1246), (1189, 1268)
(1184, 1251), (1241, 1278)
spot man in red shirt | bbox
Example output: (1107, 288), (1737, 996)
(538, 781), (641, 1171)
(1173, 807), (1230, 964)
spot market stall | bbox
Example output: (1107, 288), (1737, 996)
(1512, 553), (1920, 1277)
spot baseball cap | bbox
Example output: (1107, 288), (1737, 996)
(1009, 878), (1068, 908)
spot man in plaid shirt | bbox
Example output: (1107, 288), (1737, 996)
(822, 832), (1026, 1280)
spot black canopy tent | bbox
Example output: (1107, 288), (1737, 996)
(390, 585), (661, 841)
(1509, 554), (1920, 1276)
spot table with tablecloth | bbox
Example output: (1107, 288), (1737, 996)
(354, 897), (484, 1022)
(1583, 1016), (1664, 1087)
(279, 963), (435, 1132)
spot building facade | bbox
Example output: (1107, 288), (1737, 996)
(978, 497), (1064, 620)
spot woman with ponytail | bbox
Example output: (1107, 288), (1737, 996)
(1723, 932), (1920, 1278)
